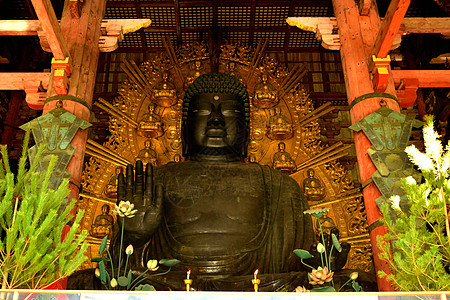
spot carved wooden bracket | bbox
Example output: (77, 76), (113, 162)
(286, 17), (340, 50)
(396, 78), (419, 108)
(371, 55), (391, 92)
(99, 19), (152, 52)
(391, 69), (450, 107)
(51, 57), (72, 95)
(0, 72), (50, 109)
(24, 81), (47, 110)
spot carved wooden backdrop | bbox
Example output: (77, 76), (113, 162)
(78, 40), (373, 274)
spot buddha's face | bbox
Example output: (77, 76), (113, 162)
(102, 205), (110, 214)
(185, 93), (247, 157)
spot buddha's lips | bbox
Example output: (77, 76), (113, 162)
(205, 128), (226, 137)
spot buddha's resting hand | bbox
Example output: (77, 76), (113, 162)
(117, 160), (163, 244)
(305, 228), (351, 271)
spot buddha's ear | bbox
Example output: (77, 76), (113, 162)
(241, 126), (250, 158)
(181, 127), (189, 157)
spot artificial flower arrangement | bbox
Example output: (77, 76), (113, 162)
(293, 207), (361, 292)
(91, 200), (180, 290)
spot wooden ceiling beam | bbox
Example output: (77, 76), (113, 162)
(30, 0), (70, 61)
(372, 0), (410, 58)
(0, 20), (41, 36)
(403, 18), (450, 34)
(0, 19), (151, 53)
(0, 19), (151, 36)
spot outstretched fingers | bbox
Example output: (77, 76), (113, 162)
(125, 164), (134, 198)
(144, 162), (153, 206)
(135, 160), (144, 199)
(117, 171), (126, 203)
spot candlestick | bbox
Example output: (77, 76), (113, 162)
(252, 269), (260, 292)
(184, 270), (192, 291)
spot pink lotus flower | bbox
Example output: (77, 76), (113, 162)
(308, 266), (334, 285)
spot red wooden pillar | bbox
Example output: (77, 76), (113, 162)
(332, 0), (400, 291)
(42, 0), (106, 202)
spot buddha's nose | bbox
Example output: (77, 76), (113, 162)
(207, 105), (225, 127)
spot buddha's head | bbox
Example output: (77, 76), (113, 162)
(101, 204), (110, 214)
(182, 73), (250, 160)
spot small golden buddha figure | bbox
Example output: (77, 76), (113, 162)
(185, 60), (205, 89)
(303, 168), (326, 202)
(90, 204), (114, 238)
(137, 103), (164, 139)
(272, 142), (296, 174)
(253, 74), (278, 109)
(136, 139), (158, 166)
(225, 61), (244, 84)
(104, 166), (123, 198)
(316, 211), (336, 237)
(266, 107), (293, 140)
(152, 72), (178, 107)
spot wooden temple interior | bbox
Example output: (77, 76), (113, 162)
(1, 0), (450, 291)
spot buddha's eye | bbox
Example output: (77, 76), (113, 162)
(192, 108), (211, 115)
(221, 104), (242, 116)
(191, 103), (212, 115)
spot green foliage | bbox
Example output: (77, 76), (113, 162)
(378, 116), (450, 291)
(0, 131), (88, 289)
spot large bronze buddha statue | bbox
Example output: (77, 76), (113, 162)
(69, 74), (357, 291)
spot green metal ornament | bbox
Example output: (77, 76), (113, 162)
(20, 102), (91, 189)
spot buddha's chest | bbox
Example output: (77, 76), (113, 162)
(159, 163), (266, 230)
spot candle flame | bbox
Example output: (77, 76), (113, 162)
(187, 269), (191, 279)
(254, 269), (259, 276)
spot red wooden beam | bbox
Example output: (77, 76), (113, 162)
(392, 70), (450, 88)
(30, 0), (70, 61)
(0, 72), (50, 90)
(372, 0), (411, 58)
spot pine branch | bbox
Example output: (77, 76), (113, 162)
(0, 136), (88, 289)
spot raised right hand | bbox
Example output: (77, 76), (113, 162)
(117, 160), (163, 244)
